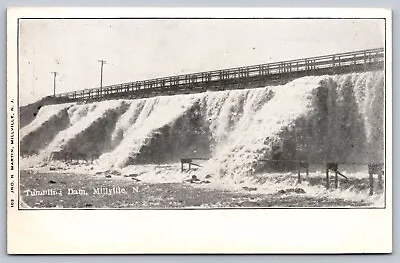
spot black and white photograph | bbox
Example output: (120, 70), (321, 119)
(16, 17), (388, 209)
(6, 7), (392, 254)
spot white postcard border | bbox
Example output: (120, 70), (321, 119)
(7, 7), (392, 254)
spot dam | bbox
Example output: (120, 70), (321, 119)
(20, 48), (386, 206)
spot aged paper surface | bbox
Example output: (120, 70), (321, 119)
(7, 7), (392, 254)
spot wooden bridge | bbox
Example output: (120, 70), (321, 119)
(54, 48), (384, 102)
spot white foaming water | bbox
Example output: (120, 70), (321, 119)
(110, 99), (146, 144)
(203, 76), (318, 179)
(20, 72), (385, 206)
(20, 103), (73, 139)
(34, 100), (124, 162)
(98, 94), (202, 169)
(202, 72), (384, 180)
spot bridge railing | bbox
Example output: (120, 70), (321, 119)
(55, 48), (384, 100)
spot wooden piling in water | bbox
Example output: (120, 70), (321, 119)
(326, 167), (330, 189)
(368, 163), (384, 196)
(378, 171), (383, 192)
(335, 170), (338, 189)
(297, 168), (301, 184)
(369, 172), (374, 196)
(306, 165), (309, 177)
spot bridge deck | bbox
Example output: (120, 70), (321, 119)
(54, 48), (384, 102)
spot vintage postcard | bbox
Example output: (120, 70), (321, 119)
(7, 8), (392, 254)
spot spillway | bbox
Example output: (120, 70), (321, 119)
(20, 72), (385, 181)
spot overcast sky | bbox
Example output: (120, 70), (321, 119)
(19, 19), (385, 106)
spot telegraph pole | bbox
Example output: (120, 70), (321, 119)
(51, 71), (58, 97)
(98, 60), (107, 91)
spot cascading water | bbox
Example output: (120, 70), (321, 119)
(20, 71), (385, 183)
(204, 72), (384, 180)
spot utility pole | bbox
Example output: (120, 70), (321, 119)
(51, 71), (58, 97)
(98, 60), (107, 91)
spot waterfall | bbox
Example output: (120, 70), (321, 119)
(20, 71), (385, 180)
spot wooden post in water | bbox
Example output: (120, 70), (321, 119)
(369, 171), (374, 196)
(326, 166), (330, 189)
(368, 163), (384, 194)
(378, 170), (384, 192)
(335, 170), (338, 189)
(297, 168), (301, 184)
(306, 164), (309, 177)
